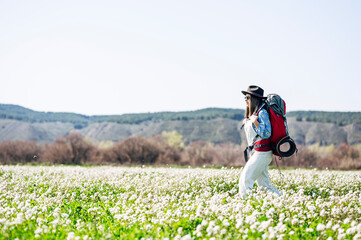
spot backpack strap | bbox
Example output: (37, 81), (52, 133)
(255, 102), (267, 116)
(252, 102), (268, 145)
(243, 101), (271, 162)
(254, 139), (272, 151)
(244, 139), (272, 162)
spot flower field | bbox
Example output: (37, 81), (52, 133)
(0, 166), (361, 239)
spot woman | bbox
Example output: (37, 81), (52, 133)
(239, 85), (281, 198)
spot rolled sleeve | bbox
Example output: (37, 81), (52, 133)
(253, 109), (271, 139)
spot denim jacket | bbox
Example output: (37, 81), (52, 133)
(252, 109), (271, 139)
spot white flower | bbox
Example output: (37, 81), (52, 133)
(279, 212), (285, 221)
(317, 223), (326, 231)
(332, 224), (341, 231)
(266, 207), (275, 218)
(338, 233), (346, 240)
(213, 225), (220, 234)
(67, 232), (75, 240)
(181, 234), (191, 240)
(51, 219), (59, 226)
(291, 218), (299, 225)
(326, 221), (333, 229)
(320, 209), (326, 217)
(222, 219), (230, 227)
(258, 220), (272, 232)
(352, 234), (361, 240)
(346, 227), (356, 235)
(2, 165), (361, 240)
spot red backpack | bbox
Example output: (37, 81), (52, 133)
(257, 94), (297, 157)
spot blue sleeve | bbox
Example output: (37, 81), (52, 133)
(253, 109), (271, 139)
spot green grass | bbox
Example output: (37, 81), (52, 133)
(0, 166), (360, 239)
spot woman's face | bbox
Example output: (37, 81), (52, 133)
(245, 94), (251, 107)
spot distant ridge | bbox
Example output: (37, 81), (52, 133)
(0, 104), (244, 128)
(1, 104), (360, 126)
(0, 104), (88, 128)
(0, 104), (360, 145)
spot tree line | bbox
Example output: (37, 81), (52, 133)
(0, 132), (360, 170)
(1, 104), (361, 128)
(289, 111), (361, 126)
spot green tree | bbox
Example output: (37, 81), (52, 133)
(161, 131), (185, 150)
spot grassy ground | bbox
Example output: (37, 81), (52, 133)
(0, 165), (360, 239)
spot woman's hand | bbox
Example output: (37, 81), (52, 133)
(242, 118), (247, 125)
(250, 115), (259, 127)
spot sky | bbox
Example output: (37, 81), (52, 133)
(1, 0), (361, 115)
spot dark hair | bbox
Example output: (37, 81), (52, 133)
(245, 95), (264, 118)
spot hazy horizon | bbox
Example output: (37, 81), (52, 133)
(2, 102), (360, 117)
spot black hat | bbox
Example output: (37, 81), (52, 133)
(241, 85), (266, 99)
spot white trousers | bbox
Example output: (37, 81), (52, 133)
(239, 150), (281, 198)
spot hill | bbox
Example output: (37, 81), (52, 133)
(2, 104), (361, 126)
(0, 104), (243, 126)
(0, 104), (360, 145)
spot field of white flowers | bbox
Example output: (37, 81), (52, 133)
(0, 166), (361, 240)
